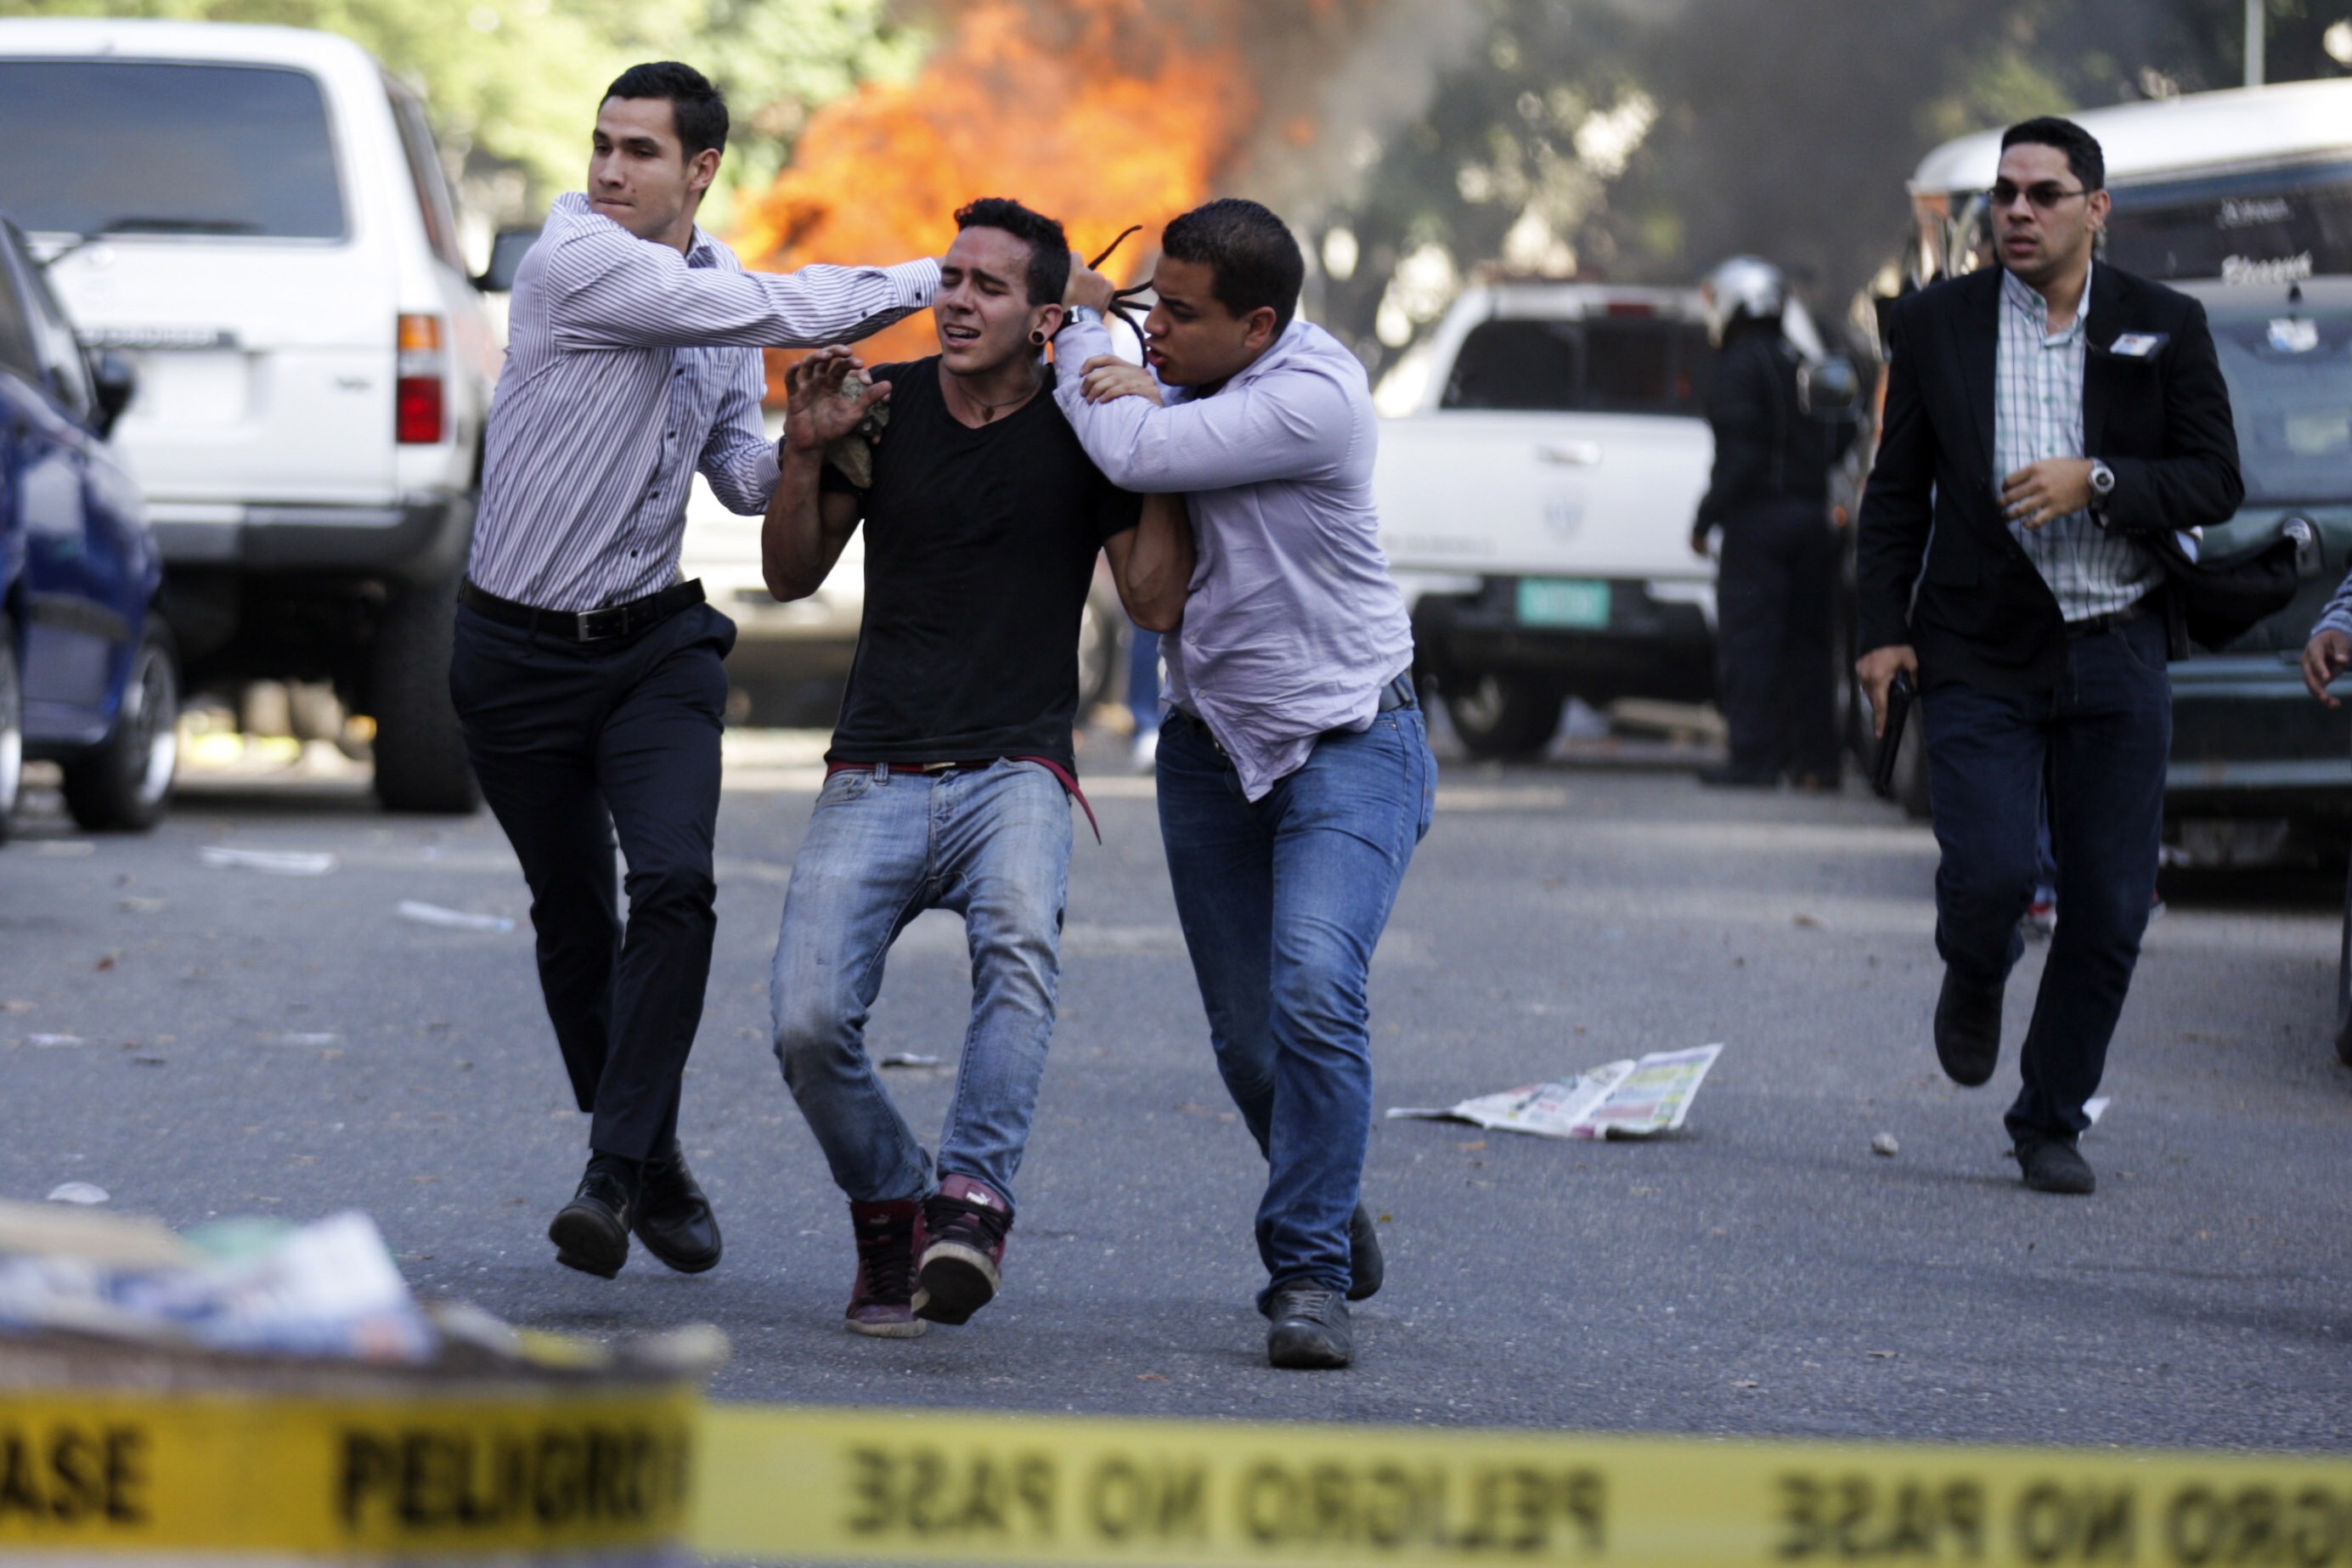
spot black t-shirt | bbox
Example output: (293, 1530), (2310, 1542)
(822, 358), (1140, 770)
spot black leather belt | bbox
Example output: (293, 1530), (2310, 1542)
(1172, 675), (1419, 755)
(2064, 599), (2152, 640)
(460, 578), (704, 643)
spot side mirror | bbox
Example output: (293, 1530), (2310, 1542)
(90, 349), (136, 438)
(472, 227), (539, 294)
(2283, 515), (2324, 580)
(1798, 354), (1860, 420)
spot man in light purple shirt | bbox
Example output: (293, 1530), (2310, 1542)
(1057, 198), (1434, 1370)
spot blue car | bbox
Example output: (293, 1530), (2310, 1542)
(0, 213), (175, 838)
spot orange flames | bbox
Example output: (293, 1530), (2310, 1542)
(731, 0), (1356, 375)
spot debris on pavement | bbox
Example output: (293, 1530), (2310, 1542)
(268, 1032), (341, 1047)
(1871, 1133), (1900, 1157)
(119, 896), (168, 913)
(1387, 1044), (1723, 1140)
(44, 1183), (110, 1206)
(878, 1052), (944, 1069)
(2085, 1096), (2111, 1126)
(199, 845), (338, 876)
(0, 1204), (431, 1361)
(25, 1035), (84, 1050)
(397, 900), (516, 933)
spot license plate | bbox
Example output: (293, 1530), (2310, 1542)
(1516, 578), (1611, 629)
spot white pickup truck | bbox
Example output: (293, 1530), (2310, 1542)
(1376, 282), (1720, 758)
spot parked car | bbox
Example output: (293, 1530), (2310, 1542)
(0, 214), (175, 839)
(0, 18), (504, 812)
(1373, 281), (1723, 759)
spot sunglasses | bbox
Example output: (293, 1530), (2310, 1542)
(1988, 181), (2095, 212)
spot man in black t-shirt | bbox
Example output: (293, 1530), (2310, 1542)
(763, 199), (1193, 1338)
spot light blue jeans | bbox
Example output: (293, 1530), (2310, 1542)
(770, 761), (1072, 1210)
(1156, 706), (1436, 1299)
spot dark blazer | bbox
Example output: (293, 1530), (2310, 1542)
(1855, 263), (2243, 691)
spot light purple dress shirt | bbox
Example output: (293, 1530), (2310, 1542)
(1052, 316), (1415, 800)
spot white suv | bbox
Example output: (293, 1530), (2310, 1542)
(0, 19), (501, 809)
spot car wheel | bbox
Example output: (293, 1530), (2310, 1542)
(2335, 855), (2352, 1069)
(62, 620), (178, 832)
(1445, 673), (1562, 760)
(370, 573), (480, 815)
(0, 614), (21, 846)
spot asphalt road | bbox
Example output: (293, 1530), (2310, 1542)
(4, 725), (2349, 1452)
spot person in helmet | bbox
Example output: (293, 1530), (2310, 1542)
(1689, 256), (1851, 788)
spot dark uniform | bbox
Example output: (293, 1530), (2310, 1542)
(1691, 321), (1850, 785)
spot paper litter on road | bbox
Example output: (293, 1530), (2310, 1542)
(200, 845), (337, 876)
(397, 900), (516, 933)
(0, 1208), (431, 1361)
(2084, 1096), (2111, 1126)
(44, 1183), (110, 1206)
(268, 1032), (341, 1047)
(878, 1052), (944, 1069)
(25, 1035), (83, 1050)
(1386, 1045), (1723, 1140)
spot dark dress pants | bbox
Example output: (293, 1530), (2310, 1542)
(1918, 612), (2171, 1144)
(1715, 498), (1841, 781)
(448, 599), (736, 1162)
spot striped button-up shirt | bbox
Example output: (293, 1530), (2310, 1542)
(468, 192), (938, 612)
(1995, 263), (2157, 622)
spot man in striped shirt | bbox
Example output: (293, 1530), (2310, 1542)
(1856, 117), (2242, 1197)
(448, 62), (937, 1282)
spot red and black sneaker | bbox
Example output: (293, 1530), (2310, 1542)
(845, 1199), (926, 1338)
(914, 1174), (1012, 1325)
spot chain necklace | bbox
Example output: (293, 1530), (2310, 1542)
(946, 363), (1043, 424)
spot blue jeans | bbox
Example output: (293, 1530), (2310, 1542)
(1919, 612), (2171, 1144)
(770, 761), (1072, 1209)
(1156, 706), (1436, 1299)
(1128, 624), (1163, 734)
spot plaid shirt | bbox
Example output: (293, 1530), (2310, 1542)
(1995, 264), (2157, 622)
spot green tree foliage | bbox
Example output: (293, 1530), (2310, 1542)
(0, 0), (923, 223)
(1305, 0), (2352, 381)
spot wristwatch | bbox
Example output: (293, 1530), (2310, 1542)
(2088, 458), (2117, 525)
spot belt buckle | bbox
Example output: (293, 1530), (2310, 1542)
(575, 605), (626, 641)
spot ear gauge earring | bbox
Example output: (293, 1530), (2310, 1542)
(1030, 330), (1047, 347)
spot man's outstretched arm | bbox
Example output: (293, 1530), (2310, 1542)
(544, 201), (939, 352)
(764, 348), (884, 601)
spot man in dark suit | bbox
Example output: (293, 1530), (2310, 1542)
(1855, 116), (2242, 1195)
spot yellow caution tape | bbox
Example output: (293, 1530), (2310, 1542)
(693, 1403), (2352, 1568)
(0, 1385), (697, 1554)
(8, 1388), (2351, 1563)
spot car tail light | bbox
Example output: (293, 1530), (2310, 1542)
(396, 313), (445, 444)
(1605, 300), (1655, 319)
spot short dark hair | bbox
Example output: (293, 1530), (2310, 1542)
(603, 61), (728, 160)
(953, 197), (1069, 307)
(2000, 116), (2104, 193)
(1160, 198), (1305, 332)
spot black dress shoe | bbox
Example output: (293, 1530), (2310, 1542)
(1345, 1202), (1384, 1301)
(635, 1140), (722, 1274)
(548, 1153), (638, 1278)
(1266, 1283), (1353, 1369)
(1933, 969), (2003, 1087)
(2015, 1138), (2096, 1195)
